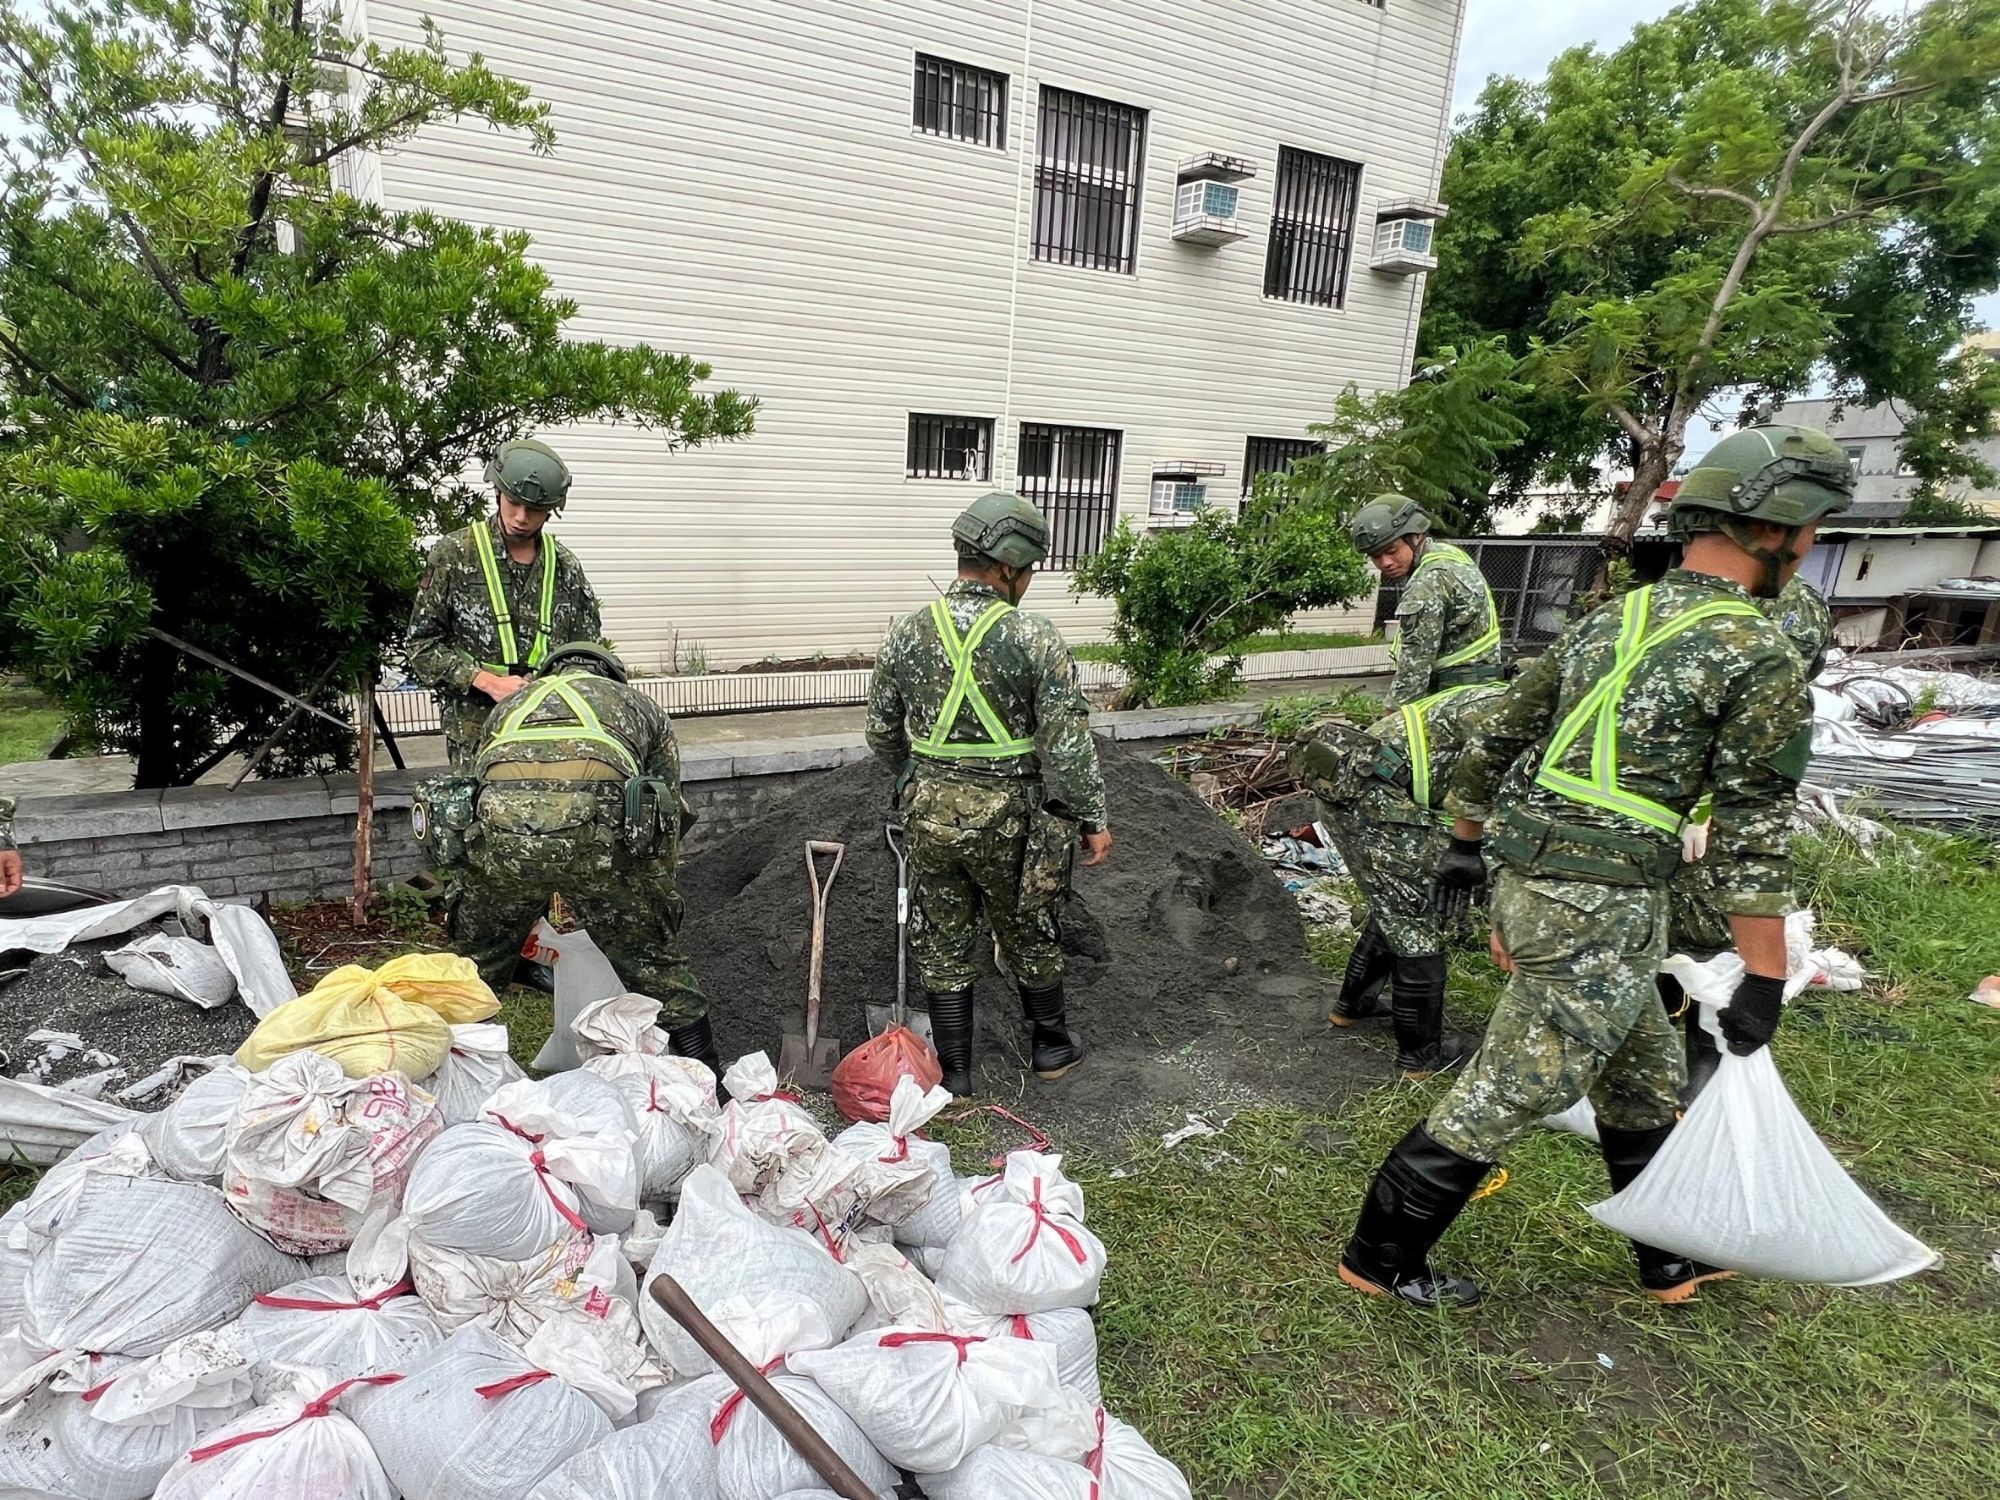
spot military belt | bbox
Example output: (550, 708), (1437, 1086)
(1489, 807), (1680, 887)
(1433, 661), (1504, 689)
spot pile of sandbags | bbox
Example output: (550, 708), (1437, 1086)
(0, 953), (1190, 1500)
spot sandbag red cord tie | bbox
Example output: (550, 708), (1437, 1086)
(1084, 1407), (1108, 1499)
(475, 1369), (554, 1401)
(1010, 1180), (1088, 1267)
(878, 1331), (984, 1364)
(709, 1357), (787, 1444)
(187, 1374), (404, 1461)
(1010, 1314), (1035, 1340)
(940, 1102), (1053, 1165)
(254, 1277), (415, 1312)
(878, 1135), (911, 1165)
(753, 1090), (803, 1105)
(646, 1079), (666, 1115)
(491, 1113), (589, 1233)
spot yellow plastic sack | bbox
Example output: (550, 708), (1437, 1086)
(236, 952), (500, 1080)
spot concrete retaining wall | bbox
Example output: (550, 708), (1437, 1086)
(12, 704), (1260, 903)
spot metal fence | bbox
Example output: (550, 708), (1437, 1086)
(1373, 536), (1601, 654)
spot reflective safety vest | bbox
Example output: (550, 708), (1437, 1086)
(1533, 585), (1760, 836)
(471, 522), (557, 675)
(1397, 683), (1485, 813)
(1385, 541), (1503, 673)
(911, 598), (1037, 761)
(483, 675), (638, 778)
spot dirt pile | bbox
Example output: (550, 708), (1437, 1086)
(679, 741), (1384, 1145)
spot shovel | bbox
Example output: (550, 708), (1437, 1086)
(780, 839), (844, 1088)
(868, 821), (933, 1045)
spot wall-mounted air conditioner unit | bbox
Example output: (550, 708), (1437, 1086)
(1371, 198), (1447, 274)
(1172, 153), (1256, 246)
(1149, 479), (1209, 518)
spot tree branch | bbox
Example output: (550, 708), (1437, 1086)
(0, 323), (94, 409)
(233, 0), (304, 279)
(1663, 173), (1761, 215)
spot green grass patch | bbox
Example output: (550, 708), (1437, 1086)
(0, 683), (66, 762)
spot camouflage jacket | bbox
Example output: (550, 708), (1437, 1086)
(867, 580), (1108, 830)
(1297, 684), (1505, 826)
(1391, 539), (1502, 704)
(0, 794), (13, 852)
(407, 514), (603, 706)
(473, 670), (679, 786)
(1767, 575), (1832, 679)
(1448, 570), (1807, 914)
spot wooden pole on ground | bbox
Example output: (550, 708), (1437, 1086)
(352, 679), (376, 929)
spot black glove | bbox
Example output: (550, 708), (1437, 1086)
(1718, 972), (1786, 1055)
(1429, 835), (1487, 925)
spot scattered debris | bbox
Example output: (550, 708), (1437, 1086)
(1160, 1113), (1227, 1150)
(1156, 730), (1299, 837)
(1970, 976), (2000, 1009)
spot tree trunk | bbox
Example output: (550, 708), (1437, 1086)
(352, 681), (375, 928)
(132, 636), (181, 789)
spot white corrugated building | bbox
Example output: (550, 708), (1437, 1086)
(346, 0), (1462, 671)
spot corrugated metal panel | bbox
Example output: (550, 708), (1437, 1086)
(355, 0), (1458, 672)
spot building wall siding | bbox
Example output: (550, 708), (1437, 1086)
(354, 0), (1454, 670)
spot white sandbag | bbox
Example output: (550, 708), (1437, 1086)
(103, 931), (236, 1008)
(938, 1154), (1106, 1316)
(221, 1053), (443, 1255)
(708, 1052), (832, 1202)
(1661, 907), (1822, 1007)
(831, 1077), (954, 1227)
(482, 1076), (640, 1234)
(84, 1325), (259, 1425)
(530, 923), (623, 1073)
(898, 1170), (1009, 1262)
(348, 1323), (613, 1500)
(233, 1273), (443, 1401)
(571, 992), (671, 1061)
(22, 1172), (305, 1355)
(846, 1239), (949, 1331)
(526, 1392), (718, 1499)
(152, 1377), (398, 1500)
(0, 1206), (28, 1338)
(640, 1166), (867, 1375)
(946, 1302), (1101, 1403)
(992, 1383), (1103, 1461)
(924, 1413), (1190, 1500)
(576, 996), (719, 1201)
(695, 1366), (898, 1500)
(400, 1123), (592, 1261)
(429, 1024), (527, 1125)
(1539, 1096), (1601, 1143)
(140, 1063), (251, 1181)
(0, 1074), (143, 1168)
(1589, 1011), (1938, 1285)
(792, 1325), (1062, 1473)
(0, 1351), (251, 1500)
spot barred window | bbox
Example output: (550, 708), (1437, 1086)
(1017, 422), (1122, 568)
(1265, 146), (1363, 307)
(912, 55), (1007, 149)
(1032, 86), (1147, 274)
(907, 413), (993, 481)
(1242, 435), (1321, 497)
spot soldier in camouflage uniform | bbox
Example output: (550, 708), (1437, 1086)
(1292, 682), (1505, 1078)
(866, 492), (1111, 1097)
(1350, 496), (1504, 705)
(407, 439), (604, 769)
(0, 796), (20, 899)
(1337, 425), (1855, 1310)
(436, 643), (716, 1079)
(1666, 572), (1833, 1098)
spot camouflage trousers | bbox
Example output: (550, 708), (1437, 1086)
(1667, 858), (1733, 960)
(440, 696), (497, 773)
(906, 773), (1063, 995)
(1428, 867), (1682, 1162)
(1321, 789), (1445, 958)
(453, 824), (706, 1026)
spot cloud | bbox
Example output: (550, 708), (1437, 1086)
(1453, 1), (1683, 117)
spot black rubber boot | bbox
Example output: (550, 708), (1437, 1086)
(1330, 917), (1394, 1027)
(1599, 1122), (1736, 1303)
(1682, 1010), (1723, 1104)
(1338, 1124), (1489, 1308)
(1018, 981), (1084, 1081)
(1391, 952), (1473, 1081)
(927, 987), (976, 1097)
(666, 1016), (728, 1103)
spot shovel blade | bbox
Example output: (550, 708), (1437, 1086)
(865, 1004), (932, 1044)
(779, 1030), (842, 1089)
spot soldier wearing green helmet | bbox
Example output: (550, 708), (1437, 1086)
(1335, 424), (1852, 1312)
(865, 491), (1111, 1096)
(407, 437), (605, 769)
(1349, 494), (1505, 705)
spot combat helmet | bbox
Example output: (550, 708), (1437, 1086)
(1349, 494), (1431, 555)
(1669, 425), (1854, 595)
(485, 438), (573, 511)
(538, 642), (629, 683)
(951, 491), (1050, 570)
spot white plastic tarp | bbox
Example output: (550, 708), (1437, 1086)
(0, 1075), (142, 1167)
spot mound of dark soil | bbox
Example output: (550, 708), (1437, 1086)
(679, 740), (1384, 1147)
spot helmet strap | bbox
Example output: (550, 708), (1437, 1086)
(997, 562), (1032, 605)
(1720, 517), (1798, 599)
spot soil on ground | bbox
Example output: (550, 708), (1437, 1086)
(678, 740), (1385, 1149)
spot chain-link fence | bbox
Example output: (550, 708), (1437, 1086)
(1373, 536), (1602, 656)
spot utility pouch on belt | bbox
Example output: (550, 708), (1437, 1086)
(1434, 660), (1505, 690)
(412, 774), (480, 871)
(1366, 740), (1414, 793)
(1021, 800), (1078, 907)
(1489, 808), (1681, 887)
(620, 775), (677, 860)
(1289, 721), (1377, 805)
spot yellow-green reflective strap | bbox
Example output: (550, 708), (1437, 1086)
(1418, 543), (1503, 668)
(1398, 684), (1481, 811)
(488, 676), (638, 777)
(1534, 588), (1760, 835)
(471, 522), (557, 674)
(913, 599), (1037, 760)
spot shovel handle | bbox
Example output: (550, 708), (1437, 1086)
(804, 841), (845, 1048)
(646, 1274), (878, 1500)
(885, 822), (909, 1029)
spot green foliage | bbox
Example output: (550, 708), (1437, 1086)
(1423, 0), (2000, 529)
(0, 0), (755, 786)
(1282, 340), (1531, 535)
(1258, 686), (1385, 740)
(379, 880), (438, 939)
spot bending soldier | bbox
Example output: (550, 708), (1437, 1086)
(1350, 495), (1503, 705)
(866, 493), (1111, 1097)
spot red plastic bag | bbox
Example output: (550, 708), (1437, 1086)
(832, 1027), (943, 1124)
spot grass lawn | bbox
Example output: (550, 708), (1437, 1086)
(0, 683), (65, 762)
(1074, 629), (1377, 664)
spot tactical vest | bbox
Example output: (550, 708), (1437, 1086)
(911, 598), (1036, 762)
(1390, 541), (1504, 688)
(475, 675), (673, 859)
(471, 522), (557, 676)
